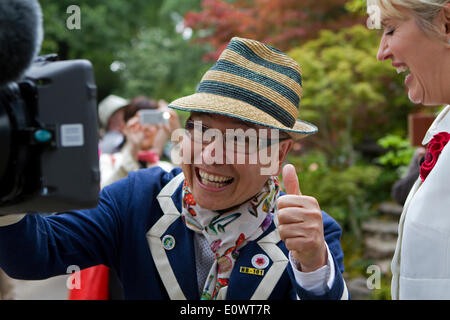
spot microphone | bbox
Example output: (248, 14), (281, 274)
(0, 0), (43, 87)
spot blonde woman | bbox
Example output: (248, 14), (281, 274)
(371, 0), (450, 299)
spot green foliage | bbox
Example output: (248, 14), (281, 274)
(341, 233), (368, 277)
(288, 25), (415, 166)
(376, 134), (415, 168)
(40, 0), (165, 99)
(287, 151), (382, 237)
(39, 0), (206, 101)
(345, 0), (367, 15)
(158, 0), (203, 20)
(369, 275), (392, 300)
(113, 0), (211, 102)
(40, 0), (165, 57)
(117, 28), (211, 102)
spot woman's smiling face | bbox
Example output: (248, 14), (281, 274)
(377, 12), (448, 105)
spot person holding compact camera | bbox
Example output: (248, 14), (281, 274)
(99, 96), (178, 189)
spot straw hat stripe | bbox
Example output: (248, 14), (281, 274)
(246, 40), (302, 74)
(201, 69), (297, 119)
(226, 40), (302, 87)
(220, 49), (303, 99)
(169, 93), (317, 134)
(168, 37), (318, 140)
(210, 59), (300, 108)
(197, 80), (295, 127)
(169, 94), (316, 133)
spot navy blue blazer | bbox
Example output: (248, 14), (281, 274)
(0, 167), (347, 299)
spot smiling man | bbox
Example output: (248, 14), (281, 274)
(0, 37), (347, 300)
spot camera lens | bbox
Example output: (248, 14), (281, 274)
(0, 82), (35, 202)
(0, 85), (13, 180)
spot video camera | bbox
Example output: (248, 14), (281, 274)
(0, 0), (100, 214)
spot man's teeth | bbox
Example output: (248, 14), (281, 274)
(198, 169), (233, 186)
(396, 65), (409, 74)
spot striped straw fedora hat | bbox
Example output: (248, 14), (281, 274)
(168, 37), (317, 140)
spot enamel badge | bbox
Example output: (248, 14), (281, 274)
(251, 254), (269, 269)
(162, 234), (175, 250)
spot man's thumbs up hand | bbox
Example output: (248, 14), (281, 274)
(277, 164), (327, 272)
(282, 163), (302, 196)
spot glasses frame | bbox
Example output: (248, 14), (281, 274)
(183, 119), (291, 155)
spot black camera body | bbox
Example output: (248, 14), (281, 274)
(0, 55), (100, 214)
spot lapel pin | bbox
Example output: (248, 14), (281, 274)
(162, 234), (176, 250)
(251, 254), (270, 269)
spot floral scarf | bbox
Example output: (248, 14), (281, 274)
(181, 176), (280, 300)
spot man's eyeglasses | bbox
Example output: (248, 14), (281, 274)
(184, 120), (291, 155)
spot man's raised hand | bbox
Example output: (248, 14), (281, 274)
(277, 164), (327, 272)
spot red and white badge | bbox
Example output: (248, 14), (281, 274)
(251, 254), (269, 269)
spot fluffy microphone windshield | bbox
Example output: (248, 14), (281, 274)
(0, 0), (44, 87)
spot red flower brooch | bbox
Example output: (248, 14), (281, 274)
(420, 131), (450, 182)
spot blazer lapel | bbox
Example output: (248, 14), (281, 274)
(226, 218), (288, 300)
(146, 172), (199, 300)
(162, 217), (199, 300)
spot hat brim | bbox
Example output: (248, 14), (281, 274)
(168, 93), (317, 141)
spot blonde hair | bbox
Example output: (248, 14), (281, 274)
(369, 0), (449, 43)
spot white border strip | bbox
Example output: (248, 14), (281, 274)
(251, 227), (288, 300)
(0, 214), (26, 227)
(146, 173), (186, 300)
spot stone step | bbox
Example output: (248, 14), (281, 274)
(364, 236), (397, 260)
(345, 277), (372, 300)
(377, 202), (403, 217)
(362, 219), (398, 238)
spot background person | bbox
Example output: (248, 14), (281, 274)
(150, 99), (182, 162)
(391, 146), (426, 205)
(98, 94), (129, 154)
(373, 0), (450, 299)
(99, 96), (177, 189)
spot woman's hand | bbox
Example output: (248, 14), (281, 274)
(122, 116), (145, 160)
(158, 100), (181, 135)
